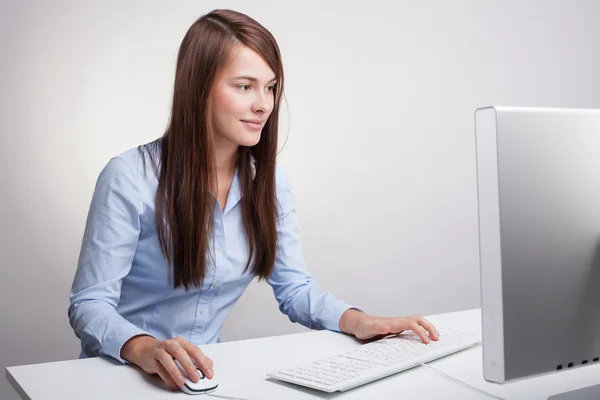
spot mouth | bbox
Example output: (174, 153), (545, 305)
(241, 120), (263, 130)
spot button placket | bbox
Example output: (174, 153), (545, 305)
(190, 214), (224, 340)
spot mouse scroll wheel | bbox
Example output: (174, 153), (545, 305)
(196, 368), (205, 379)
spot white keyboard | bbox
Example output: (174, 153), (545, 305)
(266, 327), (480, 393)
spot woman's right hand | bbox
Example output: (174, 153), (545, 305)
(121, 335), (214, 391)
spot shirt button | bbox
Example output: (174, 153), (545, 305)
(200, 309), (206, 315)
(217, 248), (224, 254)
(213, 282), (219, 288)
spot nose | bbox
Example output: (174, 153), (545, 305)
(251, 90), (273, 115)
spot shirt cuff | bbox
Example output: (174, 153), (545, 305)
(322, 299), (364, 333)
(103, 323), (154, 364)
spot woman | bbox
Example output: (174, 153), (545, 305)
(68, 9), (439, 392)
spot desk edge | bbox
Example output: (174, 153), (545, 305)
(5, 367), (32, 400)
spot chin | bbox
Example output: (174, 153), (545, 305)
(237, 133), (262, 147)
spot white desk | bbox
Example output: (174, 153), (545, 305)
(5, 309), (488, 400)
(6, 308), (599, 399)
(427, 313), (600, 400)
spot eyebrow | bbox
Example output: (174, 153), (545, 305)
(231, 76), (277, 83)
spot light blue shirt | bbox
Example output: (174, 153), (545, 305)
(68, 144), (355, 363)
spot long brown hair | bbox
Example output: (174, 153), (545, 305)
(141, 9), (284, 290)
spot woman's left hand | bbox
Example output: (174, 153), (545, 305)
(340, 310), (440, 343)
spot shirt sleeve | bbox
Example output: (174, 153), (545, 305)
(68, 157), (154, 363)
(267, 170), (361, 332)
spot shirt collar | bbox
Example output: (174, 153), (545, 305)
(222, 155), (255, 215)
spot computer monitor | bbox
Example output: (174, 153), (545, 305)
(475, 106), (600, 383)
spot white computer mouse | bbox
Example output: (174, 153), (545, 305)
(174, 360), (219, 395)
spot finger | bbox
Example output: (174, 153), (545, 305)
(409, 320), (431, 344)
(381, 319), (406, 336)
(154, 359), (180, 391)
(156, 350), (186, 388)
(170, 345), (201, 383)
(387, 319), (407, 335)
(418, 317), (440, 340)
(182, 340), (214, 379)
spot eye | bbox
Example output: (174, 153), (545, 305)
(238, 84), (251, 91)
(267, 85), (275, 92)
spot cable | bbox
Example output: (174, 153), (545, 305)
(203, 364), (501, 400)
(419, 363), (507, 400)
(207, 393), (251, 400)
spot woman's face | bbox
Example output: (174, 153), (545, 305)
(211, 45), (277, 149)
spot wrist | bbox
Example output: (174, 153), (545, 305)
(339, 308), (365, 335)
(120, 334), (157, 364)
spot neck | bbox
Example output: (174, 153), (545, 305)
(213, 138), (238, 178)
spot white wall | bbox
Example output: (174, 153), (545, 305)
(2, 0), (600, 398)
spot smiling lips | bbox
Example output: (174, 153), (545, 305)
(241, 119), (263, 130)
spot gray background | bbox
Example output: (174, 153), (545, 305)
(2, 0), (600, 399)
